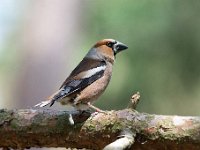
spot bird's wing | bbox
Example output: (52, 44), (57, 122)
(35, 58), (106, 107)
(62, 58), (106, 91)
(60, 58), (106, 88)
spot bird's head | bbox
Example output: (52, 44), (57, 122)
(86, 39), (128, 63)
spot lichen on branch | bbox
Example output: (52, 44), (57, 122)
(1, 108), (200, 149)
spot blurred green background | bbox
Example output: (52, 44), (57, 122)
(1, 0), (200, 115)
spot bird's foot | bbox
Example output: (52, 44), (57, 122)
(87, 102), (106, 114)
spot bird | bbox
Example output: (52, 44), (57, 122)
(35, 39), (128, 112)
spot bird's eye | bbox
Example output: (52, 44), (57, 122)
(106, 42), (113, 48)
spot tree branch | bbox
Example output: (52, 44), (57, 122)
(0, 108), (200, 149)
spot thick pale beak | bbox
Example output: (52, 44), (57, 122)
(113, 41), (128, 55)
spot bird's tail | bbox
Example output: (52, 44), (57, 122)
(34, 96), (57, 108)
(34, 98), (56, 107)
(34, 100), (52, 107)
(34, 89), (64, 107)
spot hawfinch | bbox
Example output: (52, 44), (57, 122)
(35, 39), (128, 112)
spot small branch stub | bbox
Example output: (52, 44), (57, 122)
(128, 92), (140, 109)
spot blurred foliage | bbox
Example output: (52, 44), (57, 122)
(1, 0), (200, 115)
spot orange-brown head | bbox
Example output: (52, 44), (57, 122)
(86, 39), (128, 63)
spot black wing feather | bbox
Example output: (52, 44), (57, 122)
(62, 70), (104, 96)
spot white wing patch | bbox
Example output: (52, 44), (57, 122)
(76, 65), (106, 79)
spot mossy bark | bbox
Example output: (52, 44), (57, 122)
(0, 109), (200, 149)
